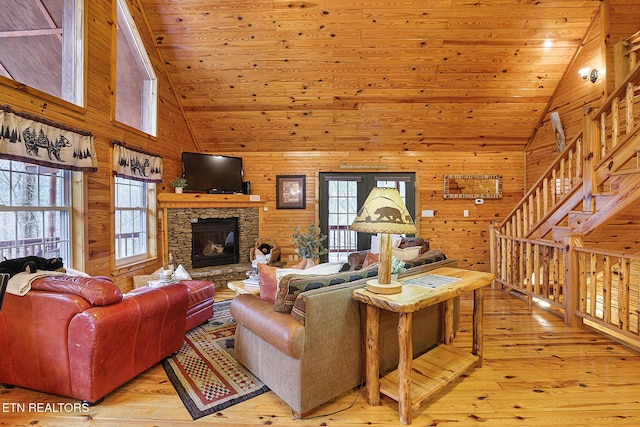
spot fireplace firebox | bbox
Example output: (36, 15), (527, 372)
(191, 218), (239, 268)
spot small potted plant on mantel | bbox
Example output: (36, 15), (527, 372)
(170, 177), (187, 193)
(290, 221), (329, 267)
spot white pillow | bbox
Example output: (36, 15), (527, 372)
(274, 262), (344, 284)
(392, 246), (421, 261)
(370, 234), (403, 254)
(173, 264), (192, 280)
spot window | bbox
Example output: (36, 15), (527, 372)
(0, 0), (84, 106)
(0, 160), (72, 265)
(114, 176), (156, 265)
(115, 0), (157, 135)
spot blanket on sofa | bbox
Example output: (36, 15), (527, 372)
(6, 270), (66, 296)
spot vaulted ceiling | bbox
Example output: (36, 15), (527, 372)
(1, 1), (604, 153)
(140, 0), (603, 153)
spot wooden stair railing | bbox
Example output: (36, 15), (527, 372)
(497, 134), (583, 241)
(491, 31), (640, 345)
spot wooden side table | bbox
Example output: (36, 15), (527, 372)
(352, 266), (494, 425)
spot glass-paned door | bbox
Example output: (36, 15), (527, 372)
(319, 172), (415, 263)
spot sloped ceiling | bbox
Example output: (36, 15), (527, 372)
(0, 1), (604, 153)
(139, 0), (602, 153)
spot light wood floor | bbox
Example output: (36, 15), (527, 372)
(3, 287), (640, 426)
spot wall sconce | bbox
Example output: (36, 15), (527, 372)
(578, 67), (598, 83)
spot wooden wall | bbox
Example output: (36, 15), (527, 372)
(525, 2), (640, 188)
(221, 150), (525, 273)
(0, 0), (197, 290)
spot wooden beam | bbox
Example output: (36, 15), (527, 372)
(36, 0), (63, 42)
(0, 29), (62, 38)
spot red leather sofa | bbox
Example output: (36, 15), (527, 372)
(0, 275), (189, 403)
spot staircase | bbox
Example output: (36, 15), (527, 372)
(491, 32), (640, 348)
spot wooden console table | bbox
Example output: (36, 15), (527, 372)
(352, 266), (494, 425)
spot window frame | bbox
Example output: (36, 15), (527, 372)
(0, 0), (86, 107)
(113, 175), (157, 269)
(0, 160), (87, 271)
(113, 0), (158, 136)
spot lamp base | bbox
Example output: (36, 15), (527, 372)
(366, 279), (402, 295)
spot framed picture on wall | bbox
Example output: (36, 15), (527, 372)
(276, 175), (306, 209)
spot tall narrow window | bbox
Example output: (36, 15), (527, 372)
(0, 160), (72, 265)
(114, 176), (155, 264)
(0, 0), (84, 106)
(115, 0), (157, 135)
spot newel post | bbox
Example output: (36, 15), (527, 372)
(489, 221), (500, 289)
(562, 233), (583, 327)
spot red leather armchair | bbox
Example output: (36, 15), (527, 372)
(0, 275), (189, 403)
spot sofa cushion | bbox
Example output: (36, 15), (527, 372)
(30, 275), (123, 306)
(274, 263), (379, 314)
(258, 259), (307, 303)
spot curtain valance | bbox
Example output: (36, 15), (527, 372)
(0, 105), (97, 171)
(112, 140), (162, 183)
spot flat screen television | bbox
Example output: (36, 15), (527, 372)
(181, 152), (244, 194)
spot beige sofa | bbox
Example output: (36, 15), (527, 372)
(229, 258), (458, 417)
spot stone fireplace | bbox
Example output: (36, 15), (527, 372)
(159, 193), (266, 287)
(166, 207), (258, 272)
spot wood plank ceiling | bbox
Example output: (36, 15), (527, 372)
(3, 1), (603, 153)
(141, 0), (602, 153)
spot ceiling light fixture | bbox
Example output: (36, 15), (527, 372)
(578, 67), (598, 83)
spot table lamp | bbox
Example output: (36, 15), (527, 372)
(349, 187), (417, 294)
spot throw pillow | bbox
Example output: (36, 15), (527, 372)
(392, 246), (421, 261)
(361, 251), (379, 269)
(258, 258), (307, 303)
(370, 234), (403, 254)
(273, 263), (379, 314)
(258, 263), (279, 303)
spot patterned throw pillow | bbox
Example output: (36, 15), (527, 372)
(273, 263), (379, 314)
(258, 259), (308, 303)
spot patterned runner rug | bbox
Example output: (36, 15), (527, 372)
(162, 300), (269, 420)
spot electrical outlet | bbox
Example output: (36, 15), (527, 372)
(463, 209), (469, 217)
(421, 209), (435, 217)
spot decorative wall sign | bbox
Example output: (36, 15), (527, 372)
(112, 140), (163, 182)
(443, 174), (502, 199)
(276, 175), (306, 209)
(0, 105), (96, 171)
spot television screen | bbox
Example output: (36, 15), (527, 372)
(181, 152), (244, 194)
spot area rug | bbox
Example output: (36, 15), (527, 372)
(162, 300), (269, 420)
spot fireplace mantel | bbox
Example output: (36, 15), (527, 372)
(158, 193), (268, 271)
(158, 193), (268, 209)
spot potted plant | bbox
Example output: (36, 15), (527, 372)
(170, 177), (187, 193)
(390, 256), (406, 281)
(290, 221), (328, 267)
